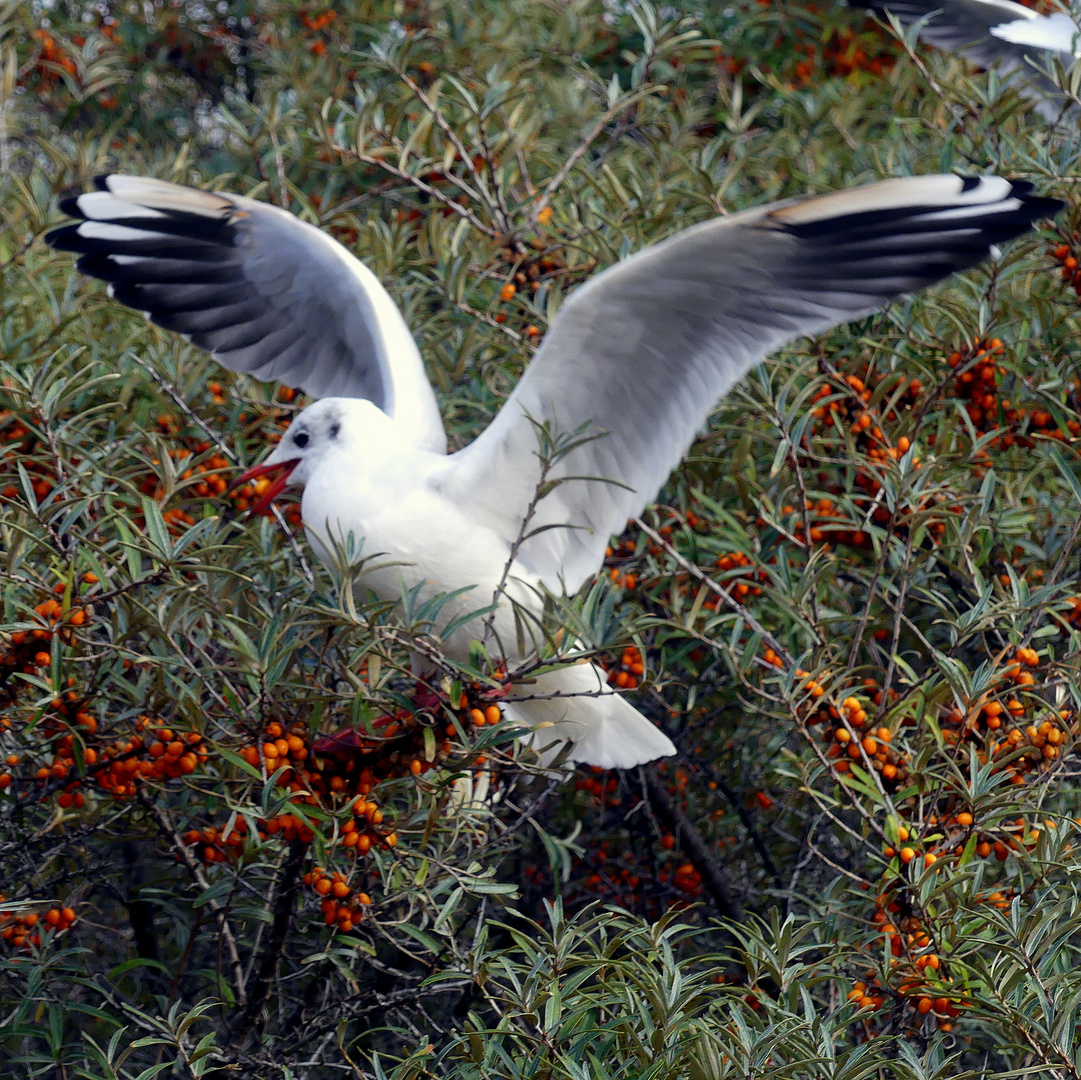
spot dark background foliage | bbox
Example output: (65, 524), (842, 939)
(4, 1), (1081, 1076)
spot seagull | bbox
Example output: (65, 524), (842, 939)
(46, 173), (1059, 769)
(851, 0), (1081, 119)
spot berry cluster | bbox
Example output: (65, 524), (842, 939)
(604, 645), (645, 691)
(0, 902), (77, 952)
(305, 866), (372, 933)
(940, 339), (1081, 449)
(0, 588), (90, 706)
(844, 884), (970, 1035)
(490, 235), (586, 341)
(792, 20), (898, 85)
(146, 404), (304, 530)
(713, 5), (898, 91)
(0, 409), (93, 510)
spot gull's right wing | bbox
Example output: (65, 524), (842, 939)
(47, 174), (447, 453)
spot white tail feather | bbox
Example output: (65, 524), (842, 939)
(504, 661), (676, 770)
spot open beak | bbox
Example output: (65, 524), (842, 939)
(229, 458), (301, 516)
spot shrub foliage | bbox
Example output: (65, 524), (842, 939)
(4, 1), (1081, 1077)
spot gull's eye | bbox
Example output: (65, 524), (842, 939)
(293, 431), (310, 448)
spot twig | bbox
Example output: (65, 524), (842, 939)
(633, 516), (794, 669)
(690, 760), (782, 888)
(233, 837), (308, 1037)
(142, 796), (248, 1007)
(328, 142), (499, 239)
(534, 97), (637, 221)
(390, 63), (509, 232)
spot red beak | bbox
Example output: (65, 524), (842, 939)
(229, 458), (301, 516)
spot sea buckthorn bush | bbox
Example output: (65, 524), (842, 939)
(4, 1), (1081, 1077)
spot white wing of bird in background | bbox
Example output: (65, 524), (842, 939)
(850, 0), (1081, 119)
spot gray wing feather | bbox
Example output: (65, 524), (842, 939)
(436, 175), (1058, 592)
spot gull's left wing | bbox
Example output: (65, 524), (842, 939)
(435, 175), (1059, 593)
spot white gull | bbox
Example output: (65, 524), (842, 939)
(47, 173), (1059, 768)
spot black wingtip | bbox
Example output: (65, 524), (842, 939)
(1004, 177), (1064, 223)
(52, 176), (117, 223)
(57, 193), (84, 219)
(44, 222), (83, 251)
(1018, 194), (1065, 223)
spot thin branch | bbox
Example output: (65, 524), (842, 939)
(328, 142), (499, 239)
(634, 515), (794, 669)
(534, 97), (636, 221)
(390, 63), (509, 232)
(232, 837), (309, 1037)
(142, 796), (248, 1008)
(642, 766), (744, 922)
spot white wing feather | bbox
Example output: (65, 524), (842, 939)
(850, 0), (1080, 118)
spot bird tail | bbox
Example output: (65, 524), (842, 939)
(503, 660), (676, 770)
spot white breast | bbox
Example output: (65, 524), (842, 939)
(300, 452), (544, 660)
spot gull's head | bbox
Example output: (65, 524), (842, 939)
(231, 398), (382, 514)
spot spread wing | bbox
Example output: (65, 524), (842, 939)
(435, 175), (1059, 592)
(46, 174), (446, 453)
(850, 0), (1079, 117)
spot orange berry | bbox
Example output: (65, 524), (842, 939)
(899, 847), (916, 864)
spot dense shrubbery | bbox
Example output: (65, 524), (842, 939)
(4, 1), (1081, 1076)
